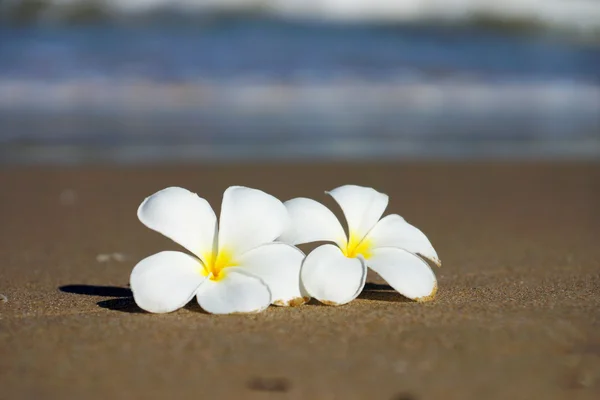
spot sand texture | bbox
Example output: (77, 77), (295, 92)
(1, 162), (599, 399)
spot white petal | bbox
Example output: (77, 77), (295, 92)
(218, 186), (289, 256)
(236, 243), (309, 306)
(130, 251), (205, 313)
(366, 214), (441, 266)
(278, 198), (347, 247)
(368, 247), (437, 301)
(137, 187), (217, 263)
(326, 185), (388, 241)
(196, 270), (271, 314)
(300, 244), (367, 306)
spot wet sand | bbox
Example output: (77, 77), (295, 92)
(1, 162), (599, 399)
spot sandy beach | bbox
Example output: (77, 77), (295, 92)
(1, 162), (599, 399)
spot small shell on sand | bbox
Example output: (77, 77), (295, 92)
(0, 294), (7, 303)
(59, 189), (78, 206)
(96, 253), (127, 263)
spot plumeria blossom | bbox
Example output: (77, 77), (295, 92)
(130, 186), (309, 314)
(279, 185), (441, 306)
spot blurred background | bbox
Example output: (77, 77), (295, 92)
(0, 0), (599, 164)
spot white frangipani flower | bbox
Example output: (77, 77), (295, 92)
(130, 186), (309, 314)
(279, 185), (441, 306)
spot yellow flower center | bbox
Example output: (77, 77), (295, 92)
(342, 232), (372, 259)
(201, 249), (236, 281)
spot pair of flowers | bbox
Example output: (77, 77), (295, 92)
(131, 185), (441, 314)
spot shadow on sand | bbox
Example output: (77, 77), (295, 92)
(59, 281), (411, 313)
(358, 282), (412, 303)
(59, 284), (143, 313)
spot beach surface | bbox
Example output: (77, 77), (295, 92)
(1, 162), (599, 399)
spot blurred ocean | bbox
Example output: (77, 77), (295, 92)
(1, 0), (599, 163)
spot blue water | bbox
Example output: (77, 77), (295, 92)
(1, 21), (599, 163)
(1, 21), (599, 82)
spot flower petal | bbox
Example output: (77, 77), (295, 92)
(278, 197), (347, 247)
(218, 186), (289, 256)
(326, 185), (388, 241)
(137, 187), (217, 263)
(236, 243), (309, 306)
(366, 214), (441, 266)
(196, 270), (271, 314)
(300, 244), (367, 306)
(368, 247), (437, 301)
(130, 251), (205, 313)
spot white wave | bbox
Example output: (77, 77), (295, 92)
(7, 0), (600, 33)
(2, 79), (599, 115)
